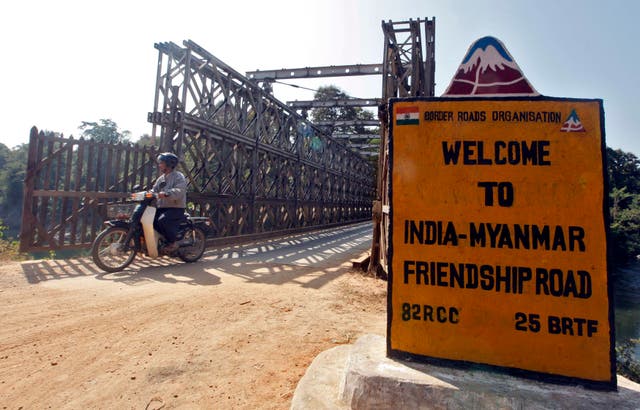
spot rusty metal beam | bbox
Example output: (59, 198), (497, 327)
(314, 119), (380, 127)
(287, 98), (381, 108)
(347, 143), (378, 149)
(369, 17), (436, 276)
(332, 134), (379, 140)
(247, 64), (383, 80)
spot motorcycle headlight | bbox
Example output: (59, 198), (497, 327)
(131, 191), (147, 201)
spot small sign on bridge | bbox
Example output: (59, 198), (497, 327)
(387, 96), (615, 389)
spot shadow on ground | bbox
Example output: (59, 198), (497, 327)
(204, 222), (372, 288)
(19, 222), (372, 289)
(21, 257), (221, 287)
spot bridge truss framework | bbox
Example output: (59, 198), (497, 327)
(149, 40), (376, 238)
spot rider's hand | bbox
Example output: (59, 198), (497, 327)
(158, 191), (169, 198)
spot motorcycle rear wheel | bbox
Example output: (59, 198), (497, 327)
(92, 226), (137, 273)
(178, 227), (206, 263)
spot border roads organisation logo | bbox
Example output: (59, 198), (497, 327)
(560, 109), (586, 132)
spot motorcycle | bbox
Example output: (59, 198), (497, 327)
(92, 190), (210, 273)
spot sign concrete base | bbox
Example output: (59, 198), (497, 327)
(291, 334), (640, 409)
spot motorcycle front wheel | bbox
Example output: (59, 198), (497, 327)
(178, 227), (206, 263)
(92, 226), (137, 273)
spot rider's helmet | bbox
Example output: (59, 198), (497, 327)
(157, 152), (179, 169)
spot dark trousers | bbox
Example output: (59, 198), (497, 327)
(153, 207), (185, 243)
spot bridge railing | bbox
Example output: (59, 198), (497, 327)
(19, 127), (159, 252)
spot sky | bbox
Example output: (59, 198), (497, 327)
(1, 0), (638, 154)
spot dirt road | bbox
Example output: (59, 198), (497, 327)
(0, 222), (386, 409)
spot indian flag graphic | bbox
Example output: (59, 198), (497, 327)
(396, 106), (420, 125)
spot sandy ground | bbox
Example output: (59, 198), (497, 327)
(0, 223), (386, 409)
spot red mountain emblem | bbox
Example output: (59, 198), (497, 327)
(443, 36), (539, 97)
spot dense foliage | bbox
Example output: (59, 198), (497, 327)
(310, 85), (376, 135)
(311, 85), (380, 172)
(78, 119), (131, 144)
(607, 147), (640, 264)
(0, 143), (28, 238)
(616, 339), (640, 383)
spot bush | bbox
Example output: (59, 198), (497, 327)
(0, 219), (27, 261)
(616, 338), (640, 383)
(608, 148), (640, 265)
(609, 192), (640, 265)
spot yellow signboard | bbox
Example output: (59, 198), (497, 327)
(388, 98), (615, 389)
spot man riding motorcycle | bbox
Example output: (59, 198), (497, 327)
(152, 152), (187, 254)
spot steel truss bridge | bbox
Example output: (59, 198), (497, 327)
(20, 18), (434, 261)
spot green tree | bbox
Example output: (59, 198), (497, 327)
(0, 143), (29, 238)
(607, 148), (640, 193)
(616, 339), (640, 383)
(79, 119), (131, 144)
(136, 133), (158, 147)
(610, 188), (640, 261)
(310, 85), (379, 171)
(607, 149), (640, 264)
(310, 85), (376, 135)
